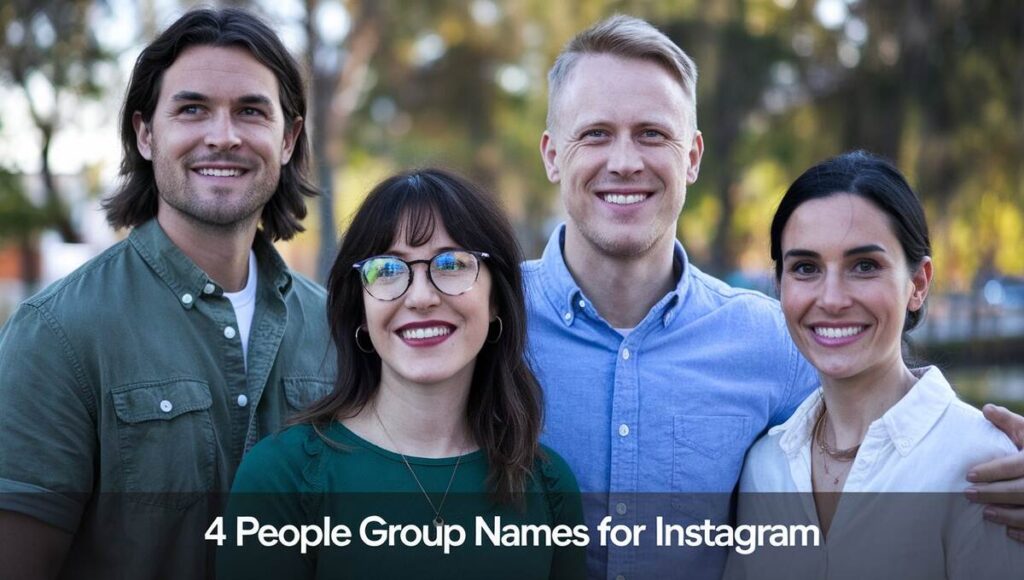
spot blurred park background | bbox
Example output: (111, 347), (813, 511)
(0, 0), (1021, 410)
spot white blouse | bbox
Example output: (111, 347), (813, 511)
(725, 366), (1023, 580)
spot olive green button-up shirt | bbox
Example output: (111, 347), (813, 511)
(0, 219), (336, 579)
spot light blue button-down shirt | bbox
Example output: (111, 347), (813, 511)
(524, 225), (817, 580)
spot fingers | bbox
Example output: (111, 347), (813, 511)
(982, 404), (1024, 449)
(982, 504), (1024, 529)
(967, 450), (1024, 484)
(965, 479), (1024, 505)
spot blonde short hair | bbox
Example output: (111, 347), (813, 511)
(546, 14), (698, 132)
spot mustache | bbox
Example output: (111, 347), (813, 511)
(186, 153), (254, 168)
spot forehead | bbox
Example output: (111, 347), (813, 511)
(555, 54), (690, 128)
(158, 45), (281, 106)
(782, 194), (899, 251)
(388, 209), (457, 253)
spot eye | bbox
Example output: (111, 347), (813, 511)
(433, 252), (469, 271)
(790, 262), (819, 276)
(853, 260), (879, 274)
(178, 104), (202, 115)
(580, 128), (609, 139)
(240, 107), (268, 117)
(639, 128), (666, 139)
(363, 258), (407, 285)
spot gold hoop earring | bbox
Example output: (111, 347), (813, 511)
(486, 316), (503, 344)
(354, 325), (375, 353)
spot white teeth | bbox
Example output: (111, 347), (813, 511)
(814, 326), (865, 339)
(197, 168), (243, 177)
(401, 326), (451, 340)
(604, 193), (646, 205)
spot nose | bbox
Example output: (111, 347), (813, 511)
(606, 137), (644, 177)
(818, 271), (852, 313)
(204, 111), (242, 150)
(403, 263), (441, 310)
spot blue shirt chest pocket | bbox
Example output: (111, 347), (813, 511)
(112, 379), (214, 508)
(672, 415), (751, 518)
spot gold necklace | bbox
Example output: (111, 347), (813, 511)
(373, 406), (463, 526)
(813, 405), (860, 486)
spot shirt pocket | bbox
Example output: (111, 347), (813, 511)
(283, 377), (335, 411)
(671, 415), (751, 519)
(112, 379), (215, 509)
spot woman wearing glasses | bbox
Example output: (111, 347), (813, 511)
(219, 169), (585, 579)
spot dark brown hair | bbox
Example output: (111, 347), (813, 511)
(292, 168), (544, 503)
(102, 7), (317, 241)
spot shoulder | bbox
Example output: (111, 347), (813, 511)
(286, 270), (327, 302)
(686, 265), (786, 322)
(20, 239), (133, 317)
(738, 431), (791, 493)
(232, 424), (320, 493)
(535, 445), (581, 494)
(934, 399), (1018, 461)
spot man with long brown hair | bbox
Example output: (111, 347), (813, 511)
(0, 8), (334, 578)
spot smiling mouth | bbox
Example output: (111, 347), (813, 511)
(601, 193), (649, 206)
(195, 168), (247, 177)
(813, 326), (866, 339)
(399, 325), (453, 341)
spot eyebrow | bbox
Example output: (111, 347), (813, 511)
(385, 246), (460, 259)
(783, 244), (887, 260)
(170, 91), (273, 108)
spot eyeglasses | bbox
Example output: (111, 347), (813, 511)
(353, 250), (490, 301)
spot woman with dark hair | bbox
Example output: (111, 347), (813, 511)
(725, 151), (1021, 579)
(218, 169), (584, 579)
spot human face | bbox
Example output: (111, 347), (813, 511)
(133, 45), (301, 235)
(363, 219), (494, 390)
(779, 194), (931, 383)
(540, 54), (703, 259)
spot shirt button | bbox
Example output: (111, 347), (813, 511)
(578, 299), (586, 309)
(237, 394), (248, 407)
(621, 348), (630, 360)
(159, 400), (173, 413)
(563, 312), (572, 321)
(616, 575), (626, 580)
(618, 424), (630, 437)
(203, 283), (216, 294)
(224, 326), (237, 339)
(616, 502), (627, 515)
(181, 293), (193, 305)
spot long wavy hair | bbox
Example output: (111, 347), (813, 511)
(102, 7), (317, 241)
(292, 168), (544, 503)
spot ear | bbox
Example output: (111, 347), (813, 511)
(686, 130), (704, 184)
(281, 116), (303, 165)
(540, 131), (560, 183)
(907, 256), (933, 312)
(133, 112), (153, 161)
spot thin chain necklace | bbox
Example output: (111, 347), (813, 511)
(813, 403), (860, 486)
(373, 405), (463, 527)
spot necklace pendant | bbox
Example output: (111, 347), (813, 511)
(433, 516), (444, 527)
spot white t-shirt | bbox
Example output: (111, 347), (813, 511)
(224, 250), (257, 370)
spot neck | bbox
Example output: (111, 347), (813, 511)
(350, 370), (474, 458)
(562, 225), (677, 329)
(819, 358), (919, 449)
(157, 211), (258, 292)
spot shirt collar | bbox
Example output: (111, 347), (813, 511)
(771, 366), (956, 458)
(535, 223), (690, 327)
(128, 219), (292, 310)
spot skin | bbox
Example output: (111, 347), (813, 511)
(779, 193), (931, 533)
(133, 45), (302, 291)
(343, 220), (494, 458)
(540, 54), (703, 328)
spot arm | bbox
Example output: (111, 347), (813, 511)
(0, 511), (73, 580)
(538, 450), (587, 580)
(967, 404), (1024, 542)
(0, 304), (95, 572)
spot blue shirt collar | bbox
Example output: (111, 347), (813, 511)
(535, 223), (689, 328)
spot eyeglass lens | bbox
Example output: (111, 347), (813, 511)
(359, 251), (481, 300)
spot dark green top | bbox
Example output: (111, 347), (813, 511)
(0, 219), (336, 579)
(218, 422), (586, 580)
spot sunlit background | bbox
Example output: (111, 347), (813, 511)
(1, 0), (1021, 409)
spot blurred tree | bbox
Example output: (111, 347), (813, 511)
(0, 0), (111, 243)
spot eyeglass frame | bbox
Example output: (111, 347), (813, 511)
(352, 250), (491, 301)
